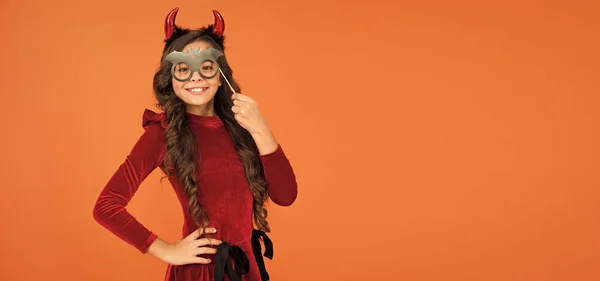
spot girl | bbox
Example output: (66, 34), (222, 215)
(93, 7), (298, 281)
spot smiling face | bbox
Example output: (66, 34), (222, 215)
(170, 40), (223, 115)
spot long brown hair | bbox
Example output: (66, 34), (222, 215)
(152, 31), (270, 234)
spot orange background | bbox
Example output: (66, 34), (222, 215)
(1, 0), (599, 280)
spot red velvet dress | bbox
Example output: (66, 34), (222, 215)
(93, 109), (298, 281)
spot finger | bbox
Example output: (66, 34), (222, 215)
(196, 246), (218, 255)
(191, 256), (212, 264)
(232, 106), (247, 115)
(202, 227), (217, 235)
(186, 227), (217, 240)
(232, 99), (246, 106)
(234, 113), (245, 122)
(232, 93), (252, 102)
(185, 229), (201, 241)
(195, 238), (223, 247)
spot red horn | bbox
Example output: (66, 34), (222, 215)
(212, 10), (225, 36)
(164, 7), (179, 39)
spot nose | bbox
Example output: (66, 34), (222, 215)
(190, 71), (202, 82)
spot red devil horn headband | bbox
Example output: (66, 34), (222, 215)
(164, 7), (225, 39)
(212, 10), (225, 36)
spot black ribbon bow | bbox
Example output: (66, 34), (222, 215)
(214, 242), (250, 281)
(251, 229), (274, 281)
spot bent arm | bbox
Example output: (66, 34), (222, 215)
(259, 144), (298, 206)
(92, 123), (166, 253)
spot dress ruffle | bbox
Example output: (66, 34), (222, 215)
(142, 108), (167, 129)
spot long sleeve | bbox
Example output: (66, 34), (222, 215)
(93, 109), (167, 253)
(259, 144), (298, 206)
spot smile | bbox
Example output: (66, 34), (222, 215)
(186, 87), (208, 95)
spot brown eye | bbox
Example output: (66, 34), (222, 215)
(174, 63), (192, 80)
(199, 60), (217, 77)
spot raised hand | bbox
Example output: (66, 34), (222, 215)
(231, 93), (270, 135)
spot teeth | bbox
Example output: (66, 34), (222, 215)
(190, 88), (205, 92)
